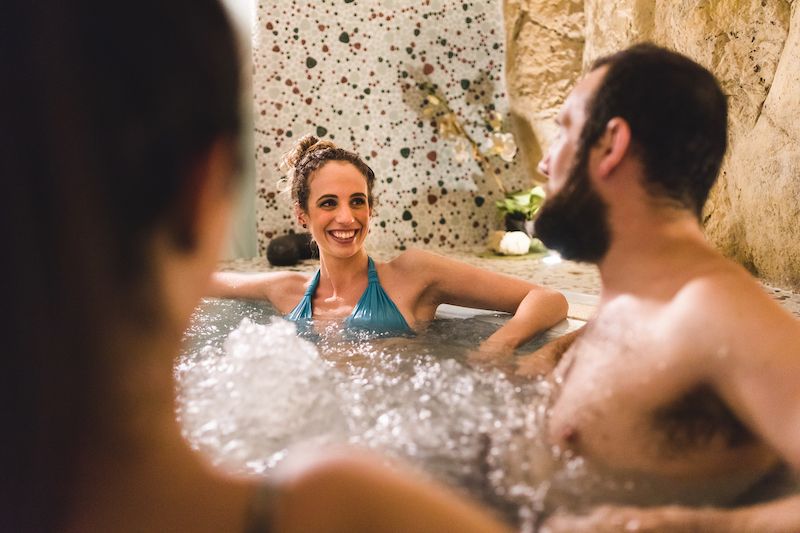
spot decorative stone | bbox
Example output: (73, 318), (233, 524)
(487, 230), (532, 255)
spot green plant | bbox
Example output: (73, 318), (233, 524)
(495, 186), (546, 220)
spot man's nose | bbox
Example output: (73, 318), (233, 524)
(537, 152), (551, 177)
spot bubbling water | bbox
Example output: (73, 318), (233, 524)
(176, 298), (581, 529)
(176, 317), (347, 472)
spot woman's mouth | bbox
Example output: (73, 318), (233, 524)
(328, 229), (359, 243)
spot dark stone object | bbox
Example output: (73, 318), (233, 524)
(266, 233), (318, 266)
(504, 214), (535, 237)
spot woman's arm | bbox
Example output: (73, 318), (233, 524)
(207, 271), (306, 302)
(400, 249), (567, 351)
(480, 286), (568, 352)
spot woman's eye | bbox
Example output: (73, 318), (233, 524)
(319, 199), (336, 208)
(351, 197), (366, 207)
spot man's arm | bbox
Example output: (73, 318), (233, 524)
(514, 324), (585, 378)
(541, 494), (800, 533)
(706, 286), (800, 472)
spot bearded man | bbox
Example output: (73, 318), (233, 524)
(517, 43), (800, 532)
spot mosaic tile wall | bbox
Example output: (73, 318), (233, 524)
(253, 0), (533, 253)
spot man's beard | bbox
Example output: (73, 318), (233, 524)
(534, 148), (611, 263)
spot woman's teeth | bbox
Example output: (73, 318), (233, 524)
(331, 229), (357, 239)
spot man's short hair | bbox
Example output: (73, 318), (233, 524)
(583, 43), (728, 217)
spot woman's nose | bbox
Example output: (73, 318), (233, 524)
(335, 205), (355, 223)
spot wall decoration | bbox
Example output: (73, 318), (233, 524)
(253, 0), (532, 253)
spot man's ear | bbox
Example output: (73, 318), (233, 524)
(592, 117), (631, 180)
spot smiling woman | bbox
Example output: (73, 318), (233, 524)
(208, 135), (568, 348)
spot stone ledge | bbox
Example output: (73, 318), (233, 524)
(220, 249), (800, 318)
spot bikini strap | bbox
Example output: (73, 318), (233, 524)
(366, 256), (379, 283)
(305, 269), (321, 295)
(284, 270), (319, 322)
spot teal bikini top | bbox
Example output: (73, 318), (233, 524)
(286, 257), (413, 336)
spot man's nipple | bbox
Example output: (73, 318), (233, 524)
(561, 425), (580, 446)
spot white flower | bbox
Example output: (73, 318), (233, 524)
(452, 137), (472, 163)
(483, 131), (517, 162)
(425, 94), (441, 106)
(486, 110), (504, 132)
(437, 113), (460, 138)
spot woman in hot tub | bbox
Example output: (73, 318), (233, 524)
(209, 135), (567, 349)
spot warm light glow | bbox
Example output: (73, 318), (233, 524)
(542, 252), (562, 265)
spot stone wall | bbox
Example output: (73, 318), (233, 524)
(504, 0), (800, 288)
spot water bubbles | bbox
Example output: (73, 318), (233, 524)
(176, 299), (577, 529)
(176, 316), (346, 473)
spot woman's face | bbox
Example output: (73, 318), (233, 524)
(301, 160), (371, 259)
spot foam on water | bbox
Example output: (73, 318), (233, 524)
(176, 317), (347, 472)
(176, 299), (599, 529)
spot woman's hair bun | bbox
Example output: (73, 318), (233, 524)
(281, 134), (337, 171)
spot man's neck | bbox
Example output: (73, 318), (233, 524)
(596, 207), (715, 299)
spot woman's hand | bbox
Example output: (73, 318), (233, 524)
(514, 348), (559, 378)
(467, 337), (516, 367)
(515, 326), (584, 378)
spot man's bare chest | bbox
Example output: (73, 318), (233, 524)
(545, 326), (766, 477)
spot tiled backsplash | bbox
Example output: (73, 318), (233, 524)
(253, 0), (533, 254)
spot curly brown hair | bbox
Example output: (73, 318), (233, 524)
(282, 134), (376, 211)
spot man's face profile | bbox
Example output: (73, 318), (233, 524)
(534, 69), (612, 264)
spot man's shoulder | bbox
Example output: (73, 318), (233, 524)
(664, 260), (795, 344)
(672, 261), (766, 313)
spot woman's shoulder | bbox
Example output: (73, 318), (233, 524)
(387, 248), (472, 277)
(379, 249), (451, 289)
(386, 248), (442, 269)
(270, 270), (313, 288)
(260, 269), (312, 295)
(269, 269), (313, 282)
(260, 270), (314, 312)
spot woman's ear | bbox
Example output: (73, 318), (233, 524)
(591, 117), (631, 180)
(294, 204), (307, 228)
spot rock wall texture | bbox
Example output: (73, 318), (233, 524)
(504, 0), (800, 288)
